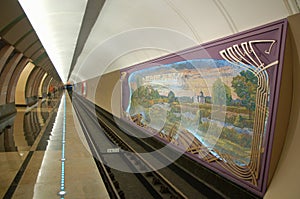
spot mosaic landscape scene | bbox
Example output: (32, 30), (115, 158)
(125, 59), (268, 166)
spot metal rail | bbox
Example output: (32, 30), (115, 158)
(72, 98), (124, 199)
(73, 95), (188, 199)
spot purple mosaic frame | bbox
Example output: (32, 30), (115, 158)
(120, 19), (288, 196)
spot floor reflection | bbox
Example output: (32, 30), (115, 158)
(0, 99), (57, 152)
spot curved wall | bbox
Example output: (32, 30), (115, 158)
(0, 52), (23, 104)
(15, 62), (35, 105)
(79, 14), (300, 198)
(264, 13), (300, 199)
(6, 57), (29, 103)
(38, 73), (48, 98)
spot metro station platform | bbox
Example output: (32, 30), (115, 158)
(0, 93), (109, 199)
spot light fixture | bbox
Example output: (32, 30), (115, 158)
(18, 0), (88, 83)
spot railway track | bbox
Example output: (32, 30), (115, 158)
(72, 93), (258, 199)
(72, 95), (189, 199)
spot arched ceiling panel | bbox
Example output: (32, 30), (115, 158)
(165, 0), (236, 41)
(24, 41), (42, 57)
(14, 31), (38, 53)
(0, 0), (23, 32)
(0, 0), (62, 82)
(42, 58), (50, 65)
(9, 0), (299, 83)
(2, 18), (32, 45)
(31, 47), (45, 60)
(41, 60), (51, 69)
(219, 0), (290, 31)
(71, 0), (210, 81)
(106, 48), (172, 73)
(33, 53), (48, 67)
(70, 0), (297, 82)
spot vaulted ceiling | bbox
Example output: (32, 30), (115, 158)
(0, 0), (61, 81)
(3, 0), (300, 83)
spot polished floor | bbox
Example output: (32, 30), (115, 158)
(0, 93), (109, 199)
